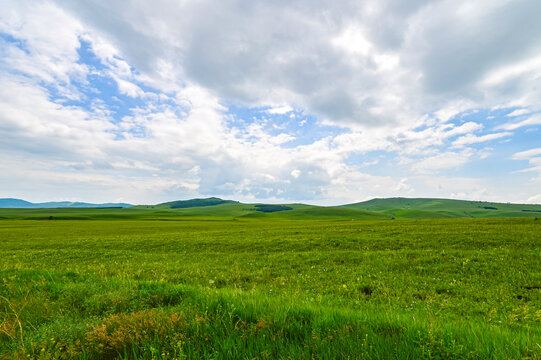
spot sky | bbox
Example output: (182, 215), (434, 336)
(0, 0), (540, 205)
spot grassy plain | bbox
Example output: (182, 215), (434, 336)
(0, 214), (540, 359)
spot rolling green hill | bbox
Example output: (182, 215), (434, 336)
(1, 196), (540, 220)
(0, 202), (311, 221)
(148, 197), (238, 209)
(342, 197), (541, 218)
(240, 206), (391, 220)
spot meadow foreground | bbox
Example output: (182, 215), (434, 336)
(0, 217), (540, 359)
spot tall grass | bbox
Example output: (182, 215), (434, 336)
(0, 217), (540, 359)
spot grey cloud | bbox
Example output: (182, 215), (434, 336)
(53, 0), (541, 126)
(354, 0), (433, 50)
(406, 0), (541, 94)
(4, 0), (541, 204)
(53, 0), (397, 125)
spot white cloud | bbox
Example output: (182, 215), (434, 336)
(527, 194), (541, 204)
(113, 77), (145, 98)
(452, 132), (512, 147)
(496, 114), (541, 130)
(512, 148), (541, 160)
(511, 148), (541, 182)
(332, 25), (373, 56)
(445, 122), (484, 137)
(480, 55), (541, 88)
(506, 108), (530, 117)
(49, 0), (541, 128)
(266, 105), (293, 115)
(2, 0), (541, 204)
(410, 150), (473, 174)
(0, 2), (86, 100)
(433, 101), (477, 123)
(290, 170), (301, 179)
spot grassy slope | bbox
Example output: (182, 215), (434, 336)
(0, 203), (389, 221)
(140, 197), (392, 220)
(0, 204), (262, 220)
(343, 197), (541, 219)
(240, 206), (391, 220)
(142, 197), (238, 210)
(2, 197), (541, 220)
(0, 207), (173, 221)
(0, 218), (539, 359)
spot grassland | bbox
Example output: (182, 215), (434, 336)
(0, 212), (540, 359)
(2, 196), (541, 221)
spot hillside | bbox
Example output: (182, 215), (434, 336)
(2, 196), (541, 220)
(240, 206), (391, 220)
(148, 197), (239, 209)
(342, 197), (541, 219)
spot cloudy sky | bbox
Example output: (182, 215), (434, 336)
(1, 0), (540, 205)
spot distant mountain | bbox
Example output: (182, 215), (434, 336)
(0, 198), (34, 208)
(0, 198), (133, 209)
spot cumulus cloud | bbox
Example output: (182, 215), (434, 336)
(511, 148), (541, 189)
(512, 148), (541, 160)
(452, 132), (512, 147)
(266, 105), (293, 115)
(2, 0), (541, 204)
(506, 108), (530, 117)
(51, 0), (541, 127)
(527, 194), (541, 204)
(496, 114), (541, 130)
(410, 150), (473, 174)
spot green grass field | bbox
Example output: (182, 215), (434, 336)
(3, 196), (541, 222)
(0, 211), (540, 359)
